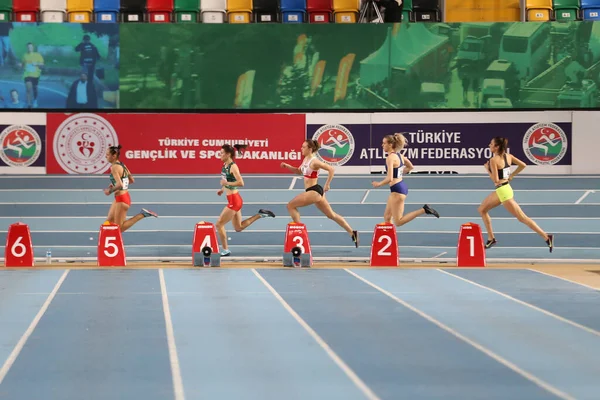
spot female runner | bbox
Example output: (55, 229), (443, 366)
(216, 144), (275, 257)
(478, 136), (554, 251)
(371, 133), (440, 225)
(103, 145), (158, 231)
(281, 139), (359, 247)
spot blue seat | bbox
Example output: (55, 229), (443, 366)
(95, 0), (120, 21)
(281, 0), (306, 22)
(581, 0), (600, 20)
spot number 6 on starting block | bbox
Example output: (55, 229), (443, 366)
(456, 222), (486, 267)
(97, 222), (126, 267)
(370, 223), (399, 267)
(4, 222), (35, 267)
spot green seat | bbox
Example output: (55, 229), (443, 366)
(0, 0), (11, 21)
(553, 0), (580, 21)
(175, 0), (199, 22)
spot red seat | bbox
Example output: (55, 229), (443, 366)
(307, 0), (330, 22)
(147, 0), (173, 22)
(13, 0), (40, 21)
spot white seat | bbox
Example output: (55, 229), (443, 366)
(41, 0), (67, 21)
(201, 0), (226, 22)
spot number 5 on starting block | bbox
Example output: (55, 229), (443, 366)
(4, 222), (35, 267)
(456, 222), (486, 267)
(97, 222), (126, 267)
(370, 223), (399, 267)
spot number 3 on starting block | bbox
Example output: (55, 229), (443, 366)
(283, 223), (312, 265)
(97, 223), (126, 267)
(456, 222), (486, 267)
(370, 223), (399, 267)
(4, 222), (35, 267)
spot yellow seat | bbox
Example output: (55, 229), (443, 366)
(67, 0), (92, 21)
(526, 0), (552, 20)
(227, 0), (252, 22)
(446, 0), (520, 22)
(332, 0), (358, 23)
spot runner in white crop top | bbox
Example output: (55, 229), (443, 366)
(281, 139), (359, 248)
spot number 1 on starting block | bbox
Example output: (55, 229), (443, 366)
(370, 223), (399, 267)
(456, 222), (486, 267)
(97, 223), (126, 267)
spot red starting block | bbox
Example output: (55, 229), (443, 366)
(283, 222), (312, 267)
(370, 223), (399, 267)
(4, 222), (34, 267)
(456, 222), (486, 267)
(97, 222), (126, 267)
(192, 221), (220, 266)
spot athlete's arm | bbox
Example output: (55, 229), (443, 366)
(508, 155), (526, 181)
(372, 155), (394, 188)
(489, 157), (501, 185)
(222, 164), (245, 187)
(402, 156), (414, 175)
(280, 162), (302, 175)
(105, 165), (123, 195)
(313, 158), (334, 191)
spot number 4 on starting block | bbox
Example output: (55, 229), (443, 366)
(370, 223), (399, 267)
(192, 221), (221, 267)
(456, 222), (486, 267)
(98, 222), (126, 267)
(4, 222), (35, 267)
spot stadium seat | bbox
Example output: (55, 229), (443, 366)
(413, 0), (440, 22)
(13, 0), (39, 21)
(526, 0), (553, 21)
(581, 0), (600, 20)
(227, 0), (251, 22)
(281, 0), (305, 22)
(253, 0), (277, 22)
(95, 0), (120, 22)
(446, 0), (519, 22)
(307, 0), (330, 22)
(332, 0), (358, 22)
(0, 0), (10, 21)
(553, 0), (579, 20)
(67, 0), (92, 21)
(201, 0), (225, 21)
(401, 0), (413, 22)
(147, 0), (172, 21)
(174, 0), (198, 21)
(121, 0), (145, 21)
(41, 0), (66, 21)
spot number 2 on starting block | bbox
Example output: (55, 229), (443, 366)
(370, 223), (399, 267)
(456, 222), (486, 267)
(4, 222), (35, 267)
(284, 223), (312, 261)
(192, 221), (219, 259)
(97, 223), (126, 267)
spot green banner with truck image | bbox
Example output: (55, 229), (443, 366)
(118, 21), (600, 111)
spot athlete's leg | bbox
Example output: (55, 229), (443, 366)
(287, 191), (321, 223)
(383, 193), (394, 223)
(106, 200), (118, 223)
(478, 191), (501, 247)
(502, 198), (549, 240)
(390, 194), (439, 227)
(314, 197), (359, 247)
(120, 208), (157, 232)
(216, 207), (236, 252)
(231, 209), (275, 232)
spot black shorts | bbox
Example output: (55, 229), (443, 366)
(24, 77), (39, 86)
(305, 184), (324, 196)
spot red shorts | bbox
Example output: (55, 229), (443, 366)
(227, 192), (243, 212)
(115, 192), (131, 206)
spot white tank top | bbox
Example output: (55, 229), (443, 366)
(300, 157), (320, 179)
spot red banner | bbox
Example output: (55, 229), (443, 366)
(46, 113), (306, 174)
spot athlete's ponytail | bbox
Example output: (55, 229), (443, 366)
(304, 139), (320, 153)
(492, 137), (508, 154)
(222, 143), (247, 159)
(384, 133), (407, 151)
(109, 145), (122, 158)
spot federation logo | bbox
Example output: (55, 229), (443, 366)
(53, 113), (119, 174)
(522, 123), (568, 166)
(311, 124), (355, 167)
(0, 125), (42, 168)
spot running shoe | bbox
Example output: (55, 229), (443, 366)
(141, 208), (158, 218)
(352, 230), (360, 248)
(258, 209), (276, 218)
(423, 204), (440, 218)
(546, 234), (554, 253)
(220, 249), (231, 257)
(485, 238), (497, 250)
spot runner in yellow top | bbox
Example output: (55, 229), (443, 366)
(20, 42), (44, 108)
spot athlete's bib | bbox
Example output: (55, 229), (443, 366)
(121, 176), (130, 190)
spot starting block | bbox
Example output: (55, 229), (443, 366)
(192, 221), (221, 267)
(283, 222), (312, 267)
(4, 222), (35, 267)
(97, 222), (126, 266)
(370, 223), (399, 267)
(456, 222), (486, 267)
